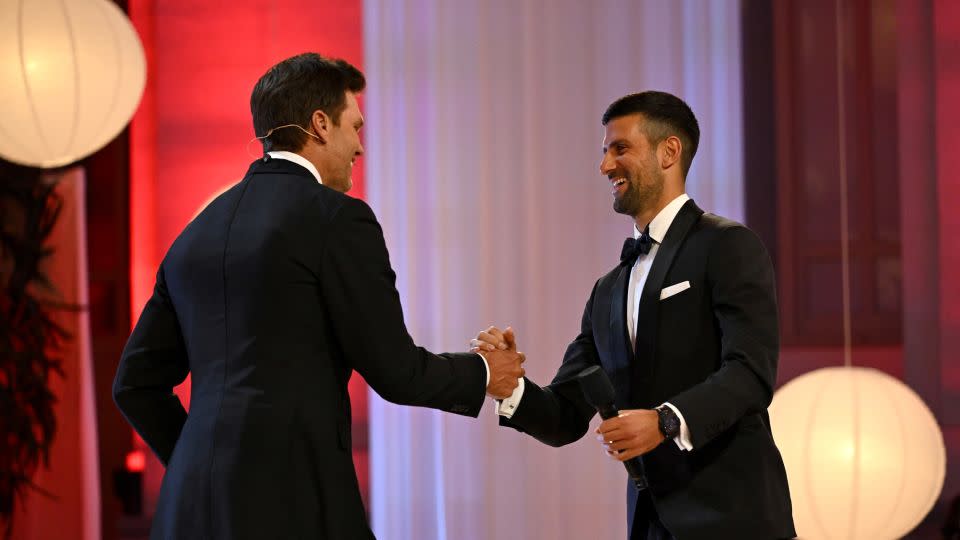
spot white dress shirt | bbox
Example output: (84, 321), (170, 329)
(267, 151), (324, 184)
(497, 193), (694, 451)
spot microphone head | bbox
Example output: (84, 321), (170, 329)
(577, 365), (616, 409)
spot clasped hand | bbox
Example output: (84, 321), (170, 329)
(469, 326), (525, 399)
(470, 326), (664, 459)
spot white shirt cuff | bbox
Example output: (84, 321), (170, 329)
(496, 377), (525, 418)
(662, 402), (693, 451)
(477, 353), (490, 387)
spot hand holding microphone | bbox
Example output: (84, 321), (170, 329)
(578, 365), (664, 490)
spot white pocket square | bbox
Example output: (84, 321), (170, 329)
(660, 281), (691, 300)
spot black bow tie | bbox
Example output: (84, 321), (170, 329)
(620, 228), (653, 267)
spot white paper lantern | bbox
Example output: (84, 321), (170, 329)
(0, 0), (146, 168)
(769, 366), (946, 540)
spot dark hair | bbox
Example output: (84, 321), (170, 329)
(602, 91), (700, 177)
(250, 53), (365, 152)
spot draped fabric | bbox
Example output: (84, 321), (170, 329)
(362, 1), (744, 538)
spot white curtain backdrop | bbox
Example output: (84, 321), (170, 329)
(362, 1), (743, 538)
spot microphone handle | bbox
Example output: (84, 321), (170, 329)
(597, 403), (647, 490)
(597, 404), (619, 420)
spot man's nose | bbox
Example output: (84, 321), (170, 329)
(599, 155), (614, 176)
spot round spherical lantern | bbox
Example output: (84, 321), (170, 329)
(769, 366), (945, 539)
(0, 0), (146, 168)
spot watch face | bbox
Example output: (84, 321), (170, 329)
(659, 407), (680, 438)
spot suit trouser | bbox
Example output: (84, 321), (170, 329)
(629, 491), (798, 540)
(630, 490), (674, 540)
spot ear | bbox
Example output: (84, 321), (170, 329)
(659, 135), (683, 170)
(310, 110), (331, 144)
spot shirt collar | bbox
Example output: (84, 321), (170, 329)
(633, 193), (691, 243)
(267, 151), (323, 185)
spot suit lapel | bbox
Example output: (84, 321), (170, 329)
(607, 264), (633, 408)
(632, 200), (704, 383)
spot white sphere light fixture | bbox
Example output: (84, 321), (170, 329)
(769, 367), (945, 539)
(0, 0), (146, 168)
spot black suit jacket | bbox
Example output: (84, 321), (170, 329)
(501, 200), (795, 540)
(113, 158), (487, 540)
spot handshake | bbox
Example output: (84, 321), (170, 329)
(471, 326), (525, 399)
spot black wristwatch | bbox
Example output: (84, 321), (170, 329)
(655, 406), (681, 441)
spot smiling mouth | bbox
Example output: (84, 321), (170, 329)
(610, 177), (627, 194)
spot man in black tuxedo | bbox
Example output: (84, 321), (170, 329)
(473, 92), (795, 539)
(113, 53), (524, 540)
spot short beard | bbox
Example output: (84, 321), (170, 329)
(613, 171), (663, 218)
(613, 182), (641, 216)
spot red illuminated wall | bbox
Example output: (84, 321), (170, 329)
(128, 0), (368, 514)
(742, 0), (960, 534)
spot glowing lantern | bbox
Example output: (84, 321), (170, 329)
(0, 0), (146, 167)
(770, 367), (945, 539)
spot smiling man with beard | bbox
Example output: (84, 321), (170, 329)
(473, 92), (795, 540)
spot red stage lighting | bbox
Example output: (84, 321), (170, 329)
(124, 450), (146, 473)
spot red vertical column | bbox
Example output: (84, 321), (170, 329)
(935, 0), (960, 409)
(933, 0), (960, 509)
(899, 0), (960, 523)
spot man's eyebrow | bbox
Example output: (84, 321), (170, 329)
(602, 138), (628, 152)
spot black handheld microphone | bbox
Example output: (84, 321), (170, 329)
(577, 365), (647, 490)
